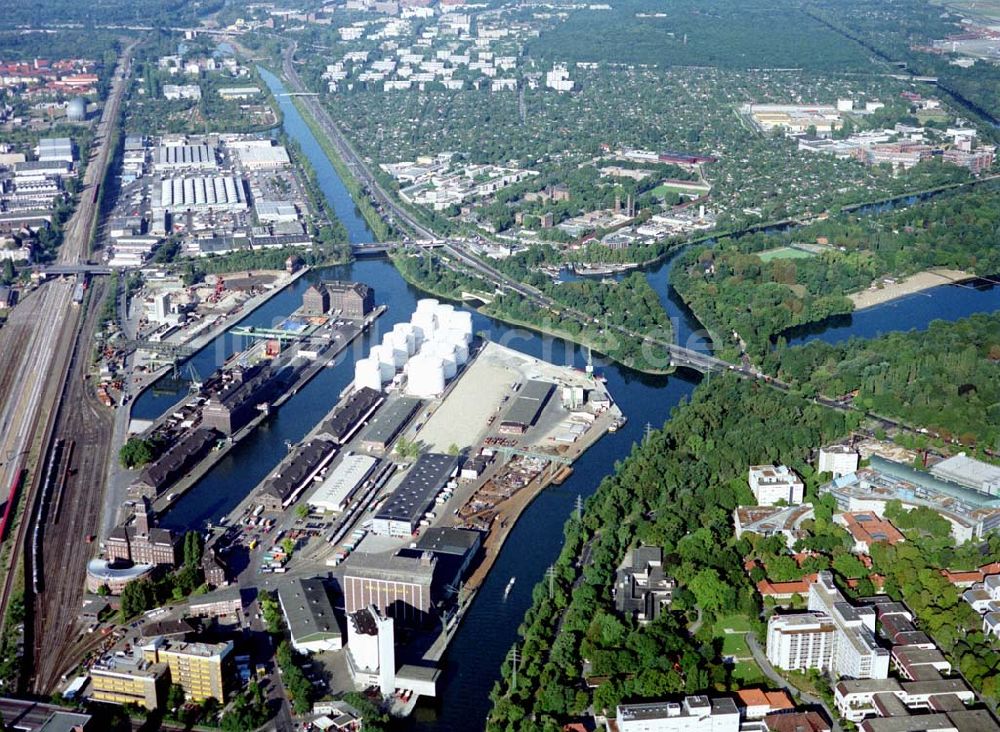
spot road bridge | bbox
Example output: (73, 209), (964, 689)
(37, 264), (113, 276)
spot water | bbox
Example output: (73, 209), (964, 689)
(783, 277), (1000, 347)
(141, 68), (998, 730)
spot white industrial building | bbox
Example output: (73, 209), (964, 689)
(228, 140), (291, 170)
(307, 454), (378, 513)
(255, 200), (299, 222)
(36, 137), (74, 163)
(616, 696), (740, 732)
(748, 465), (804, 506)
(153, 143), (216, 171)
(277, 577), (343, 654)
(346, 605), (395, 696)
(153, 176), (247, 213)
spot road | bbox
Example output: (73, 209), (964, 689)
(0, 40), (136, 685)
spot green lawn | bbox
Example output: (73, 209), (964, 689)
(722, 633), (749, 657)
(651, 183), (707, 198)
(757, 246), (816, 262)
(716, 614), (753, 633)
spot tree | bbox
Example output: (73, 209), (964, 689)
(166, 683), (186, 711)
(295, 504), (309, 519)
(183, 531), (203, 569)
(119, 437), (158, 469)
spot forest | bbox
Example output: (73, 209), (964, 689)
(672, 184), (1000, 359)
(525, 0), (872, 71)
(766, 313), (1000, 451)
(487, 376), (854, 731)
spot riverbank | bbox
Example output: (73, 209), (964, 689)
(849, 268), (974, 310)
(390, 253), (675, 376)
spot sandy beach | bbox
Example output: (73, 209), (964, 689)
(849, 268), (974, 310)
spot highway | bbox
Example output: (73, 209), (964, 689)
(0, 40), (136, 686)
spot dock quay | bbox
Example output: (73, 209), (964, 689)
(138, 304), (387, 516)
(203, 319), (622, 713)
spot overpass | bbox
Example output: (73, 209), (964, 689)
(36, 264), (113, 276)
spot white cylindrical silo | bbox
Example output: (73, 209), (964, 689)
(406, 354), (445, 397)
(429, 342), (457, 379)
(354, 358), (382, 392)
(368, 346), (396, 381)
(416, 298), (439, 314)
(447, 333), (469, 365)
(392, 323), (416, 355)
(411, 310), (436, 342)
(453, 311), (473, 342)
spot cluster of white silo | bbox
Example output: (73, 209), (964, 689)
(354, 298), (475, 396)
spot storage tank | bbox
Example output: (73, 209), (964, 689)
(368, 346), (396, 381)
(416, 298), (439, 314)
(382, 332), (407, 367)
(354, 359), (382, 392)
(406, 354), (446, 398)
(453, 311), (474, 342)
(411, 310), (437, 342)
(392, 323), (417, 355)
(66, 96), (87, 122)
(446, 332), (469, 365)
(429, 342), (457, 379)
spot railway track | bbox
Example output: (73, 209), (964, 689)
(29, 278), (115, 694)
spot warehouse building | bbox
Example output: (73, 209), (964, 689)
(229, 139), (291, 170)
(372, 453), (458, 537)
(343, 550), (438, 624)
(36, 137), (74, 163)
(308, 454), (379, 513)
(258, 439), (339, 511)
(154, 175), (247, 213)
(129, 428), (217, 498)
(325, 280), (375, 319)
(499, 379), (554, 435)
(153, 143), (216, 171)
(319, 387), (384, 445)
(201, 362), (280, 435)
(278, 577), (343, 653)
(360, 396), (422, 452)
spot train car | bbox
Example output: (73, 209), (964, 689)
(72, 282), (85, 305)
(0, 461), (25, 543)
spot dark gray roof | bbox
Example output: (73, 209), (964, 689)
(261, 440), (337, 503)
(361, 396), (422, 446)
(321, 387), (383, 445)
(278, 577), (340, 644)
(415, 527), (481, 557)
(375, 453), (458, 526)
(500, 379), (553, 428)
(138, 428), (217, 489)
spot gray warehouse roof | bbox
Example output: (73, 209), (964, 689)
(278, 577), (341, 644)
(501, 379), (554, 429)
(374, 453), (458, 526)
(360, 396), (422, 447)
(415, 527), (481, 557)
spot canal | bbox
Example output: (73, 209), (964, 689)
(133, 67), (999, 731)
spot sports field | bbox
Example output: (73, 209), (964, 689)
(757, 246), (816, 262)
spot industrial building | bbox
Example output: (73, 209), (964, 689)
(142, 638), (234, 703)
(153, 143), (216, 171)
(616, 696), (740, 732)
(278, 577), (343, 653)
(499, 379), (554, 435)
(372, 453), (459, 537)
(346, 605), (395, 695)
(302, 284), (330, 315)
(359, 396), (422, 452)
(228, 139), (291, 170)
(201, 362), (281, 436)
(307, 454), (379, 513)
(342, 550), (438, 624)
(129, 428), (217, 498)
(105, 498), (179, 567)
(258, 439), (339, 511)
(154, 175), (247, 213)
(413, 527), (482, 593)
(319, 387), (384, 445)
(325, 280), (375, 319)
(36, 137), (74, 163)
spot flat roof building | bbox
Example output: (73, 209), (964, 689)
(308, 454), (379, 513)
(142, 637), (234, 703)
(359, 396), (422, 453)
(343, 550), (437, 624)
(278, 577), (343, 653)
(373, 453), (458, 537)
(153, 143), (216, 171)
(90, 655), (168, 710)
(616, 696), (740, 732)
(499, 380), (553, 435)
(749, 465), (805, 506)
(930, 453), (1000, 497)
